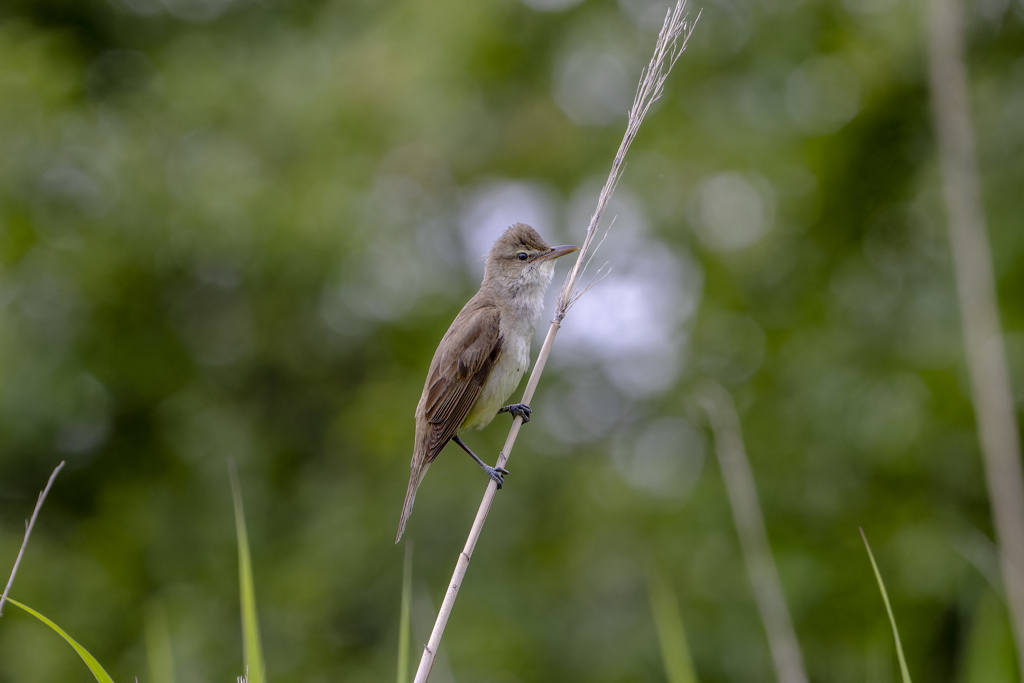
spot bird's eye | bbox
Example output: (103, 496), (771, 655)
(517, 252), (528, 261)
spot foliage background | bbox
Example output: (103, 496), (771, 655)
(1, 0), (1023, 680)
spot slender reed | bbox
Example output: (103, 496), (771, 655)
(1, 461), (65, 618)
(412, 5), (698, 681)
(926, 0), (1024, 672)
(694, 381), (807, 683)
(860, 529), (912, 683)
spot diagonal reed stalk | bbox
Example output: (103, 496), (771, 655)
(860, 529), (912, 683)
(0, 462), (116, 683)
(926, 0), (1024, 674)
(694, 381), (808, 683)
(412, 5), (698, 681)
(1, 461), (65, 619)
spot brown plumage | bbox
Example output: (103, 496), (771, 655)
(396, 224), (578, 543)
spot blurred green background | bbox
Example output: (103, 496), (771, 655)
(1, 0), (1023, 680)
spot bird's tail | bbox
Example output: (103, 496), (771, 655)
(396, 460), (430, 544)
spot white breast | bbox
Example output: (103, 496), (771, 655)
(461, 323), (531, 431)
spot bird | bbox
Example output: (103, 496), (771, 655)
(395, 223), (579, 543)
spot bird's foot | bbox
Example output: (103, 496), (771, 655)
(499, 403), (532, 423)
(483, 465), (510, 489)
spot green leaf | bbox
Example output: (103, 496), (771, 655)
(647, 568), (699, 683)
(4, 597), (116, 683)
(230, 463), (266, 683)
(860, 528), (912, 683)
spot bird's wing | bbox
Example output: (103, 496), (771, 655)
(397, 305), (503, 543)
(421, 305), (503, 464)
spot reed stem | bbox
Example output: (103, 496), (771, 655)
(412, 5), (698, 680)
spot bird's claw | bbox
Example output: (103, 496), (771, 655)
(500, 403), (532, 423)
(484, 465), (509, 489)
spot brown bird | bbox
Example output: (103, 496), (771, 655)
(395, 223), (578, 543)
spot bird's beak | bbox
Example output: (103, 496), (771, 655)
(535, 245), (580, 262)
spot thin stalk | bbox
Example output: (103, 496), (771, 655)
(695, 381), (807, 683)
(1, 461), (65, 618)
(412, 5), (698, 681)
(860, 529), (912, 683)
(926, 0), (1024, 673)
(412, 320), (558, 683)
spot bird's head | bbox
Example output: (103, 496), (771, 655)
(483, 223), (579, 289)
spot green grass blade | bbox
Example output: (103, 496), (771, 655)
(4, 597), (116, 683)
(397, 541), (413, 683)
(646, 568), (699, 683)
(145, 600), (177, 683)
(860, 528), (912, 683)
(229, 462), (266, 683)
